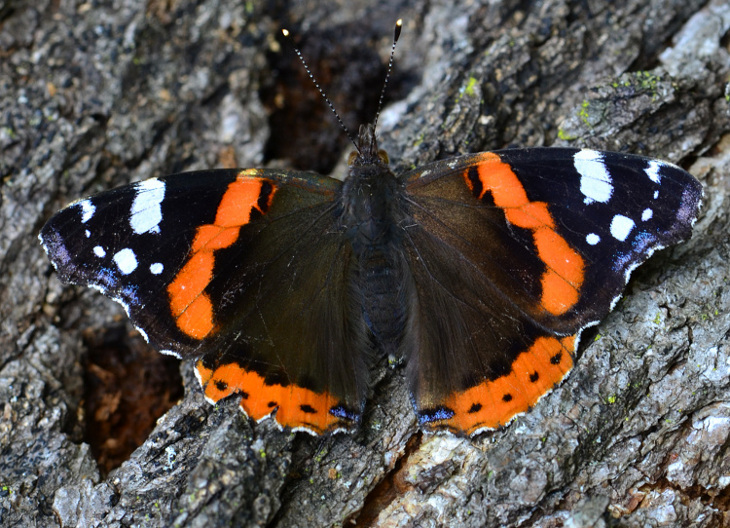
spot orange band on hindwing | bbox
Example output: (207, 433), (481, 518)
(464, 153), (585, 315)
(195, 360), (357, 434)
(429, 335), (575, 435)
(167, 172), (276, 339)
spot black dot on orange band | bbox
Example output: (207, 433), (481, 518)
(264, 371), (290, 387)
(267, 401), (277, 408)
(300, 404), (317, 414)
(550, 352), (562, 365)
(502, 393), (513, 402)
(215, 380), (228, 391)
(240, 391), (249, 400)
(530, 371), (540, 382)
(468, 403), (482, 413)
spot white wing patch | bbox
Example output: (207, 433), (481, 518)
(574, 149), (613, 205)
(78, 200), (96, 223)
(130, 178), (166, 235)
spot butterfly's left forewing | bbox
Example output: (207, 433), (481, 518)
(40, 169), (367, 435)
(402, 148), (702, 435)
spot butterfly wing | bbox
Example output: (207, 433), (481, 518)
(402, 148), (702, 435)
(40, 169), (367, 434)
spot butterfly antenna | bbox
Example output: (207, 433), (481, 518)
(281, 28), (358, 149)
(372, 18), (402, 132)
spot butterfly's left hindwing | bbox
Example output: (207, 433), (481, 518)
(40, 169), (368, 435)
(402, 148), (702, 435)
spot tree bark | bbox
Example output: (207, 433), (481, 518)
(1, 0), (729, 526)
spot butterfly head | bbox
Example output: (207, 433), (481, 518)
(348, 124), (390, 168)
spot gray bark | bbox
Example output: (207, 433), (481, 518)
(1, 0), (729, 526)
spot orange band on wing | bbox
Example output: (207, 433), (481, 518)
(534, 227), (583, 314)
(167, 172), (276, 339)
(465, 153), (585, 315)
(195, 360), (356, 435)
(430, 335), (575, 435)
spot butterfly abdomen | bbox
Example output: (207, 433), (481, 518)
(355, 247), (411, 357)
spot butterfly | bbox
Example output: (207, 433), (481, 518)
(39, 23), (702, 437)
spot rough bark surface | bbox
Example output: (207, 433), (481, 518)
(1, 0), (729, 527)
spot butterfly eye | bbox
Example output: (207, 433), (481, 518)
(378, 150), (389, 164)
(348, 151), (359, 165)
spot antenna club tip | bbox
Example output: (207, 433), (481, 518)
(281, 28), (290, 37)
(394, 19), (403, 40)
(396, 18), (403, 26)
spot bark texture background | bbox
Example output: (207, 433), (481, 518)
(1, 0), (730, 526)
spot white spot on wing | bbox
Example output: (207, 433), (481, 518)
(586, 233), (600, 245)
(113, 248), (138, 275)
(610, 215), (635, 242)
(150, 262), (164, 275)
(93, 246), (106, 257)
(642, 208), (653, 221)
(85, 230), (91, 238)
(79, 200), (95, 223)
(130, 178), (166, 234)
(653, 190), (659, 199)
(575, 149), (613, 204)
(645, 160), (662, 184)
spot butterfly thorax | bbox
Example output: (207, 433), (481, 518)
(340, 124), (405, 249)
(339, 124), (411, 357)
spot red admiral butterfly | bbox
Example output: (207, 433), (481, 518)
(39, 22), (702, 436)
